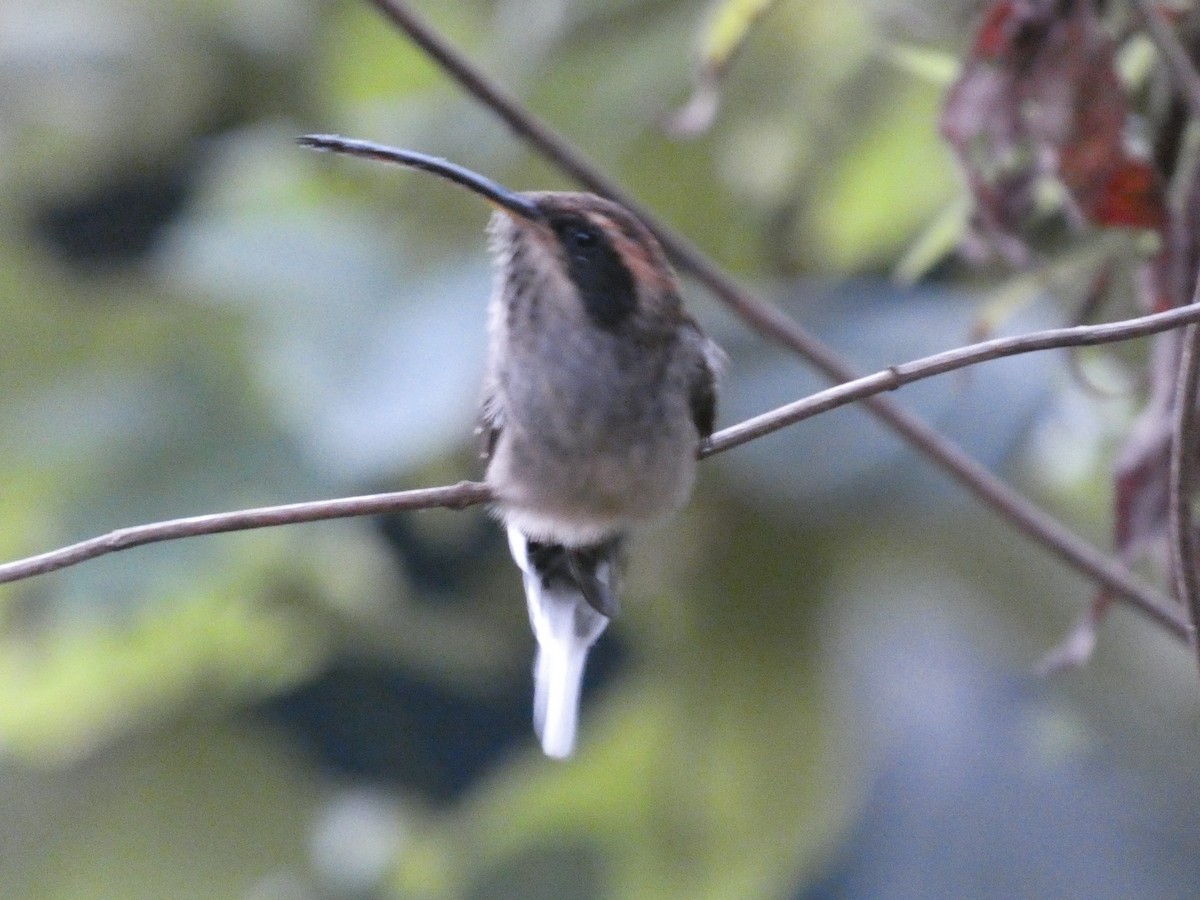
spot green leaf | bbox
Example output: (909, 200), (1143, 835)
(696, 0), (786, 77)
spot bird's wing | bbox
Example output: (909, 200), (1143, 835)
(478, 389), (503, 461)
(689, 333), (726, 439)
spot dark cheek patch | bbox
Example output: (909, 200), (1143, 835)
(556, 218), (637, 329)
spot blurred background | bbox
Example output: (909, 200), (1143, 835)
(2, 0), (1199, 897)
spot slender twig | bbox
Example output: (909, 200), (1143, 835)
(704, 302), (1200, 458)
(1132, 0), (1200, 120)
(0, 482), (491, 585)
(360, 0), (1185, 634)
(1133, 0), (1200, 662)
(1169, 311), (1200, 661)
(3, 305), (1198, 639)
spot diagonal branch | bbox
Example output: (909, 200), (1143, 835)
(361, 0), (1184, 636)
(4, 304), (1198, 640)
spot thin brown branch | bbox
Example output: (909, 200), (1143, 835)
(4, 306), (1198, 640)
(704, 302), (1200, 458)
(0, 482), (492, 586)
(1169, 316), (1200, 662)
(361, 0), (1186, 636)
(1135, 0), (1200, 661)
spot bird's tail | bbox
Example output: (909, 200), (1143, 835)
(506, 527), (622, 758)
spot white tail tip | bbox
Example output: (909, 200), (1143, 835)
(508, 527), (610, 758)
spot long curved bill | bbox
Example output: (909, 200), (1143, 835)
(298, 134), (544, 223)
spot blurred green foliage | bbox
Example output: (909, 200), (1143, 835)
(0, 1), (1194, 898)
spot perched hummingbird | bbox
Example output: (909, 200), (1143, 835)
(299, 135), (722, 758)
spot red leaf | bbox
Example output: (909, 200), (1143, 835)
(1085, 161), (1168, 230)
(942, 0), (1166, 256)
(972, 1), (1022, 59)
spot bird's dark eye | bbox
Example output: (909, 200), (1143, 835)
(565, 225), (598, 251)
(550, 213), (602, 255)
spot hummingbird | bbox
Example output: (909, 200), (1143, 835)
(299, 134), (722, 758)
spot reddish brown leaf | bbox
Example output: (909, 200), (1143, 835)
(972, 1), (1023, 59)
(942, 0), (1165, 259)
(1085, 161), (1169, 230)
